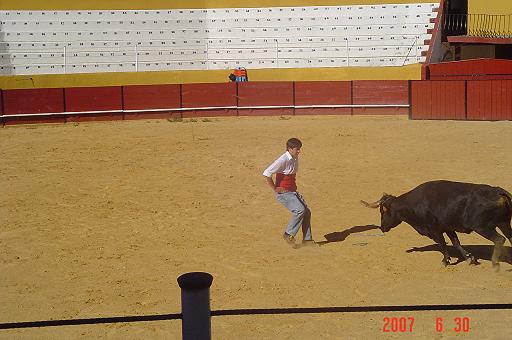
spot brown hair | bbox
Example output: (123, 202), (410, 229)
(286, 138), (302, 150)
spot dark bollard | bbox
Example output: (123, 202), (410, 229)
(177, 272), (214, 340)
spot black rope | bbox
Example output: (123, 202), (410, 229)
(0, 313), (181, 330)
(212, 303), (512, 316)
(2, 303), (512, 330)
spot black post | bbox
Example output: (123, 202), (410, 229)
(177, 272), (213, 340)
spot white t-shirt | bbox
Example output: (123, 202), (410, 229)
(262, 151), (298, 177)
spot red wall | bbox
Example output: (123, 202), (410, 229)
(467, 80), (512, 120)
(237, 82), (294, 116)
(411, 79), (512, 120)
(181, 83), (237, 118)
(429, 59), (512, 80)
(294, 81), (351, 115)
(411, 81), (466, 120)
(123, 84), (181, 120)
(0, 81), (407, 125)
(4, 80), (512, 125)
(2, 88), (66, 125)
(352, 81), (409, 115)
(3, 88), (65, 115)
(65, 86), (123, 122)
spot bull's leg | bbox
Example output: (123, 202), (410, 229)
(497, 223), (512, 246)
(497, 224), (512, 263)
(446, 231), (477, 265)
(432, 232), (451, 266)
(473, 227), (506, 270)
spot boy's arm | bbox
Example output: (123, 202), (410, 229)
(263, 154), (286, 193)
(265, 175), (276, 191)
(264, 175), (286, 193)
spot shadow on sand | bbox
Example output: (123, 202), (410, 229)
(406, 244), (512, 267)
(319, 224), (382, 245)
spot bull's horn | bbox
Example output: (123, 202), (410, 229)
(360, 199), (381, 208)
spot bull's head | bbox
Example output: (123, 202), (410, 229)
(361, 193), (401, 232)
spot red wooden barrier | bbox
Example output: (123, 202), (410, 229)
(2, 88), (66, 125)
(65, 86), (123, 122)
(352, 80), (409, 115)
(429, 59), (512, 80)
(237, 81), (294, 116)
(411, 81), (466, 120)
(181, 83), (237, 118)
(3, 88), (65, 115)
(467, 80), (512, 120)
(123, 84), (181, 120)
(5, 80), (512, 125)
(294, 81), (351, 115)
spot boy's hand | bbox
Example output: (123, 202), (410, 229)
(275, 187), (287, 193)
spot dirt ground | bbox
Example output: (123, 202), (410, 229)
(2, 115), (512, 339)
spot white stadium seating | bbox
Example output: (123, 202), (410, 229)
(0, 3), (438, 75)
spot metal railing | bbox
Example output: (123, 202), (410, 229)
(0, 36), (422, 75)
(444, 14), (512, 38)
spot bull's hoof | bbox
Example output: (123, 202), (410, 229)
(492, 263), (500, 272)
(466, 256), (478, 265)
(442, 259), (450, 266)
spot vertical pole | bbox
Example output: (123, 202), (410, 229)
(177, 272), (213, 340)
(206, 40), (209, 70)
(135, 44), (138, 72)
(415, 36), (418, 58)
(275, 40), (279, 67)
(346, 38), (349, 66)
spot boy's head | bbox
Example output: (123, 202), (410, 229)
(286, 138), (302, 158)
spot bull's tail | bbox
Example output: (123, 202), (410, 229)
(498, 188), (512, 209)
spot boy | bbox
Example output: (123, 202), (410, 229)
(263, 138), (317, 247)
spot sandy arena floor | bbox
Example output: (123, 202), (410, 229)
(1, 115), (512, 339)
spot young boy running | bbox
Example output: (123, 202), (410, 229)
(263, 138), (317, 247)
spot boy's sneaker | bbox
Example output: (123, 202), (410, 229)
(283, 233), (295, 246)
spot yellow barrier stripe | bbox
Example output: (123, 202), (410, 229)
(0, 65), (422, 90)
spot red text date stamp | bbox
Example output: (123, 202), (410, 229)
(382, 316), (415, 333)
(436, 317), (471, 333)
(382, 316), (471, 333)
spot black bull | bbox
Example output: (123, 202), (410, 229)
(361, 180), (512, 269)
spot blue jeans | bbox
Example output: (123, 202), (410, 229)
(276, 192), (313, 241)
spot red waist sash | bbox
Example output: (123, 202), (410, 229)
(276, 173), (296, 192)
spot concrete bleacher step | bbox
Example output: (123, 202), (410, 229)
(0, 2), (438, 75)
